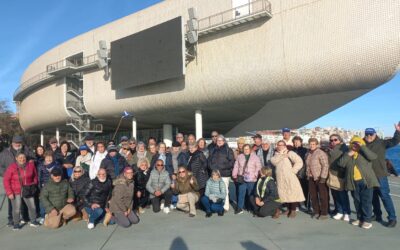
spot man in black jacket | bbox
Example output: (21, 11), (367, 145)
(208, 135), (234, 211)
(100, 145), (128, 180)
(364, 124), (400, 228)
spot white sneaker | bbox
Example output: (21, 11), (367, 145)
(351, 220), (361, 226)
(87, 223), (95, 229)
(343, 214), (350, 222)
(333, 213), (344, 220)
(37, 218), (45, 225)
(160, 202), (165, 210)
(163, 207), (170, 214)
(361, 222), (372, 229)
(170, 204), (176, 210)
(20, 220), (26, 224)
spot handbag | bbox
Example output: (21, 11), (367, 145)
(237, 157), (249, 184)
(16, 167), (38, 198)
(326, 169), (344, 191)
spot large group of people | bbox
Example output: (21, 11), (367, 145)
(1, 123), (399, 231)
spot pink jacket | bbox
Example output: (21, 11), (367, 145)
(3, 162), (38, 196)
(232, 153), (262, 182)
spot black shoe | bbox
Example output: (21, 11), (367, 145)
(7, 221), (14, 227)
(12, 224), (21, 231)
(218, 211), (224, 216)
(29, 221), (40, 228)
(205, 212), (212, 218)
(387, 220), (397, 228)
(235, 208), (244, 215)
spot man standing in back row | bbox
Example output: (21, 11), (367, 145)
(364, 123), (400, 228)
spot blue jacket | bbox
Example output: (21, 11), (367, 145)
(38, 161), (61, 188)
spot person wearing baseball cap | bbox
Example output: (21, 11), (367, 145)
(48, 137), (59, 153)
(84, 134), (95, 155)
(364, 122), (400, 228)
(282, 128), (293, 149)
(252, 134), (263, 154)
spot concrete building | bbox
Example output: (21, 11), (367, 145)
(13, 0), (400, 147)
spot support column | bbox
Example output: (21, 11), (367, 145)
(132, 117), (137, 140)
(195, 110), (203, 139)
(40, 131), (44, 146)
(56, 128), (60, 146)
(163, 124), (173, 147)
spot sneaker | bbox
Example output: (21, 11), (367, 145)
(235, 208), (244, 215)
(387, 220), (397, 228)
(351, 220), (361, 226)
(205, 212), (212, 218)
(12, 224), (21, 231)
(20, 220), (26, 224)
(29, 221), (40, 228)
(37, 218), (45, 225)
(361, 222), (372, 229)
(163, 207), (170, 214)
(169, 204), (176, 210)
(87, 223), (95, 229)
(333, 213), (344, 220)
(138, 207), (145, 214)
(343, 214), (350, 222)
(160, 202), (165, 210)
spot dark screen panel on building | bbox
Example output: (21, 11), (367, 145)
(111, 16), (185, 90)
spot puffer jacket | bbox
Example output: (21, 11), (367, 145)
(208, 143), (235, 177)
(305, 148), (329, 181)
(365, 131), (400, 178)
(146, 167), (171, 198)
(204, 178), (226, 200)
(40, 179), (74, 212)
(135, 168), (150, 192)
(232, 152), (262, 182)
(38, 161), (61, 187)
(3, 161), (38, 196)
(187, 150), (209, 189)
(109, 175), (135, 213)
(69, 174), (91, 209)
(338, 145), (379, 191)
(83, 177), (113, 208)
(100, 153), (128, 180)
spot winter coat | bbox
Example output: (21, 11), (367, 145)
(3, 162), (38, 196)
(256, 147), (275, 167)
(255, 176), (280, 203)
(109, 175), (135, 214)
(69, 174), (91, 209)
(38, 161), (61, 188)
(56, 151), (76, 178)
(232, 153), (262, 182)
(271, 150), (305, 203)
(100, 153), (128, 180)
(83, 177), (113, 208)
(305, 148), (329, 181)
(40, 179), (74, 212)
(173, 172), (199, 195)
(0, 146), (34, 176)
(135, 168), (151, 192)
(207, 143), (217, 156)
(75, 153), (93, 172)
(178, 151), (189, 167)
(365, 131), (400, 178)
(208, 143), (235, 177)
(338, 145), (379, 191)
(204, 178), (226, 200)
(150, 153), (174, 176)
(146, 167), (171, 198)
(187, 150), (209, 189)
(89, 151), (108, 180)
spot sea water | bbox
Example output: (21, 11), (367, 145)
(387, 145), (400, 173)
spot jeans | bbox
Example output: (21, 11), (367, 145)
(10, 195), (37, 225)
(228, 180), (238, 210)
(201, 196), (224, 214)
(331, 189), (351, 215)
(237, 182), (256, 210)
(84, 207), (105, 224)
(351, 180), (373, 223)
(372, 176), (397, 221)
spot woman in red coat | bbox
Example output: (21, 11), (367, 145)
(3, 152), (40, 230)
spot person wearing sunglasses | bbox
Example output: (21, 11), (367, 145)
(69, 166), (91, 222)
(207, 131), (219, 155)
(364, 123), (400, 228)
(338, 136), (378, 229)
(327, 134), (350, 222)
(146, 159), (173, 214)
(172, 166), (199, 217)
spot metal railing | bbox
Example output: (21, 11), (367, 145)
(47, 53), (98, 73)
(66, 117), (103, 133)
(197, 0), (271, 32)
(66, 101), (88, 115)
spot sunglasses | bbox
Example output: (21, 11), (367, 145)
(330, 138), (339, 142)
(156, 164), (164, 166)
(74, 170), (82, 173)
(365, 133), (375, 136)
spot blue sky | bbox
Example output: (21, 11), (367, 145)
(0, 0), (399, 136)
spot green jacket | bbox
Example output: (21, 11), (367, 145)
(338, 145), (379, 191)
(328, 143), (348, 179)
(40, 179), (74, 212)
(365, 131), (400, 178)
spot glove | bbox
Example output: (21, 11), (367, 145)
(319, 178), (326, 184)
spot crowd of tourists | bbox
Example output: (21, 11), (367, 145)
(1, 123), (399, 231)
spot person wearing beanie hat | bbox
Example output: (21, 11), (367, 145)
(99, 144), (128, 180)
(364, 122), (400, 228)
(75, 145), (92, 172)
(338, 136), (379, 229)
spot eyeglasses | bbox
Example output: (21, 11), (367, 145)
(98, 174), (106, 176)
(330, 138), (339, 142)
(74, 170), (82, 173)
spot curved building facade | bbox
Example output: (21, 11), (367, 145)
(15, 0), (400, 144)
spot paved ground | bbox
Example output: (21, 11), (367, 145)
(0, 177), (400, 250)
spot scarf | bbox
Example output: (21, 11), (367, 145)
(90, 151), (107, 179)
